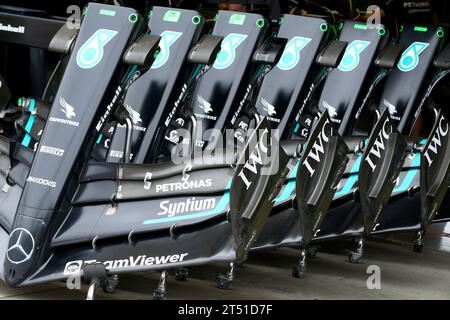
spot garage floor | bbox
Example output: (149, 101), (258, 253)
(1, 223), (449, 300)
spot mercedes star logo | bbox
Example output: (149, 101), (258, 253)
(7, 228), (35, 264)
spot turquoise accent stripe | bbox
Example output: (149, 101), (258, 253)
(349, 153), (363, 174)
(393, 153), (421, 193)
(294, 123), (300, 133)
(96, 133), (103, 144)
(274, 161), (300, 204)
(28, 99), (36, 111)
(190, 64), (202, 81)
(392, 139), (426, 193)
(142, 180), (232, 225)
(334, 174), (358, 197)
(334, 154), (363, 197)
(24, 115), (35, 133)
(21, 99), (36, 147)
(21, 134), (32, 147)
(125, 65), (138, 81)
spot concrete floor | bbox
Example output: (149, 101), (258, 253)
(1, 223), (449, 300)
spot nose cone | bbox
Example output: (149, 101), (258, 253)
(3, 211), (46, 286)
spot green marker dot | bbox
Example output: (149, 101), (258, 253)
(192, 16), (201, 25)
(128, 13), (138, 23)
(378, 27), (386, 36)
(437, 28), (444, 38)
(256, 18), (265, 28)
(320, 23), (328, 32)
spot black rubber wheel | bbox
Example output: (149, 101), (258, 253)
(153, 289), (166, 300)
(348, 253), (360, 264)
(102, 281), (115, 294)
(216, 277), (230, 289)
(307, 247), (318, 259)
(176, 273), (187, 282)
(351, 237), (361, 247)
(292, 266), (305, 279)
(413, 244), (423, 253)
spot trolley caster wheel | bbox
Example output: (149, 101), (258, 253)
(307, 247), (318, 259)
(153, 288), (166, 300)
(348, 251), (363, 264)
(101, 275), (119, 294)
(83, 263), (107, 300)
(175, 268), (189, 282)
(216, 274), (231, 289)
(413, 244), (423, 253)
(351, 236), (362, 247)
(292, 265), (306, 279)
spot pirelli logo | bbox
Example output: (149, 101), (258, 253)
(40, 145), (65, 157)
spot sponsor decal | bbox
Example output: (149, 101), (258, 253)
(96, 86), (122, 131)
(398, 42), (429, 72)
(322, 101), (338, 119)
(49, 97), (80, 127)
(109, 150), (124, 159)
(63, 260), (83, 275)
(165, 84), (187, 127)
(0, 23), (25, 34)
(144, 172), (152, 190)
(151, 31), (182, 69)
(26, 176), (57, 188)
(260, 98), (280, 123)
(117, 123), (146, 132)
(176, 118), (185, 126)
(195, 95), (217, 120)
(213, 33), (247, 70)
(124, 104), (142, 124)
(277, 36), (312, 71)
(158, 197), (216, 217)
(40, 145), (65, 157)
(303, 118), (334, 177)
(182, 164), (193, 182)
(261, 98), (276, 116)
(64, 253), (189, 273)
(7, 228), (35, 264)
(123, 104), (146, 131)
(423, 115), (449, 167)
(60, 97), (76, 119)
(364, 117), (392, 172)
(338, 40), (371, 72)
(231, 84), (252, 125)
(163, 10), (181, 23)
(196, 95), (213, 114)
(237, 128), (269, 190)
(155, 179), (212, 193)
(383, 99), (400, 121)
(165, 130), (180, 144)
(76, 29), (118, 69)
